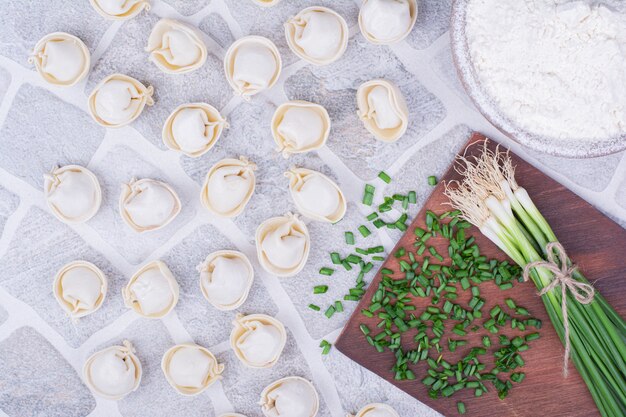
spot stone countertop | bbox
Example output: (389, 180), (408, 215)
(0, 1), (624, 417)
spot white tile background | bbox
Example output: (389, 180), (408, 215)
(0, 1), (624, 417)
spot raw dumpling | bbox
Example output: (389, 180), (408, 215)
(201, 157), (256, 218)
(260, 376), (319, 417)
(285, 167), (346, 223)
(349, 404), (400, 417)
(88, 74), (154, 128)
(147, 19), (207, 74)
(162, 103), (228, 157)
(30, 32), (90, 87)
(53, 261), (107, 319)
(359, 0), (417, 45)
(83, 340), (142, 400)
(119, 178), (181, 233)
(44, 165), (102, 224)
(230, 313), (286, 368)
(161, 344), (224, 396)
(90, 0), (150, 20)
(256, 213), (310, 277)
(249, 0), (281, 6)
(123, 260), (179, 318)
(224, 36), (282, 99)
(199, 250), (254, 310)
(356, 79), (409, 143)
(285, 7), (348, 65)
(271, 101), (331, 157)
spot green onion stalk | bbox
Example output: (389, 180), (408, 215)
(445, 142), (626, 417)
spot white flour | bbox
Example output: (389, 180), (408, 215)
(465, 0), (626, 140)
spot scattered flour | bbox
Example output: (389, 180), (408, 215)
(465, 0), (626, 140)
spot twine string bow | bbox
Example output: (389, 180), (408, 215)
(522, 242), (595, 377)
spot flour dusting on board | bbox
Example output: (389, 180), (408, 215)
(465, 0), (626, 141)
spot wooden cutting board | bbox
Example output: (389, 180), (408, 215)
(335, 133), (626, 417)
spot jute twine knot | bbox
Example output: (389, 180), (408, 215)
(522, 242), (595, 377)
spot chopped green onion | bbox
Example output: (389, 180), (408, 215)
(378, 171), (391, 183)
(358, 225), (371, 238)
(308, 304), (320, 311)
(345, 232), (355, 245)
(314, 285), (328, 294)
(428, 176), (438, 186)
(319, 267), (334, 276)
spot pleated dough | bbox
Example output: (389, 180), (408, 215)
(161, 343), (224, 396)
(146, 19), (207, 74)
(230, 313), (286, 368)
(224, 36), (282, 99)
(84, 340), (142, 400)
(255, 213), (310, 277)
(285, 7), (349, 65)
(30, 32), (90, 87)
(123, 260), (179, 318)
(358, 0), (418, 45)
(356, 79), (409, 143)
(271, 101), (331, 157)
(199, 250), (254, 310)
(119, 178), (181, 233)
(162, 103), (228, 157)
(44, 165), (102, 224)
(201, 157), (256, 218)
(90, 0), (150, 20)
(285, 167), (346, 223)
(88, 73), (154, 128)
(53, 261), (107, 319)
(260, 376), (319, 417)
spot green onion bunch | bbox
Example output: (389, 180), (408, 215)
(445, 142), (626, 417)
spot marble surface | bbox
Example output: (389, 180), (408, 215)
(0, 1), (624, 417)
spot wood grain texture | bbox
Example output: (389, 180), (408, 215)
(335, 133), (626, 417)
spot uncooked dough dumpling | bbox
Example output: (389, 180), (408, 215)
(146, 19), (207, 74)
(123, 260), (179, 318)
(285, 167), (346, 223)
(356, 79), (409, 143)
(359, 0), (418, 45)
(198, 250), (254, 310)
(260, 376), (319, 417)
(271, 101), (331, 158)
(224, 36), (282, 99)
(119, 178), (181, 233)
(30, 32), (90, 87)
(162, 103), (228, 157)
(44, 165), (102, 224)
(201, 157), (256, 218)
(83, 340), (142, 400)
(161, 343), (224, 396)
(230, 313), (286, 368)
(285, 7), (349, 65)
(255, 213), (310, 277)
(90, 0), (150, 20)
(53, 260), (107, 319)
(88, 74), (154, 128)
